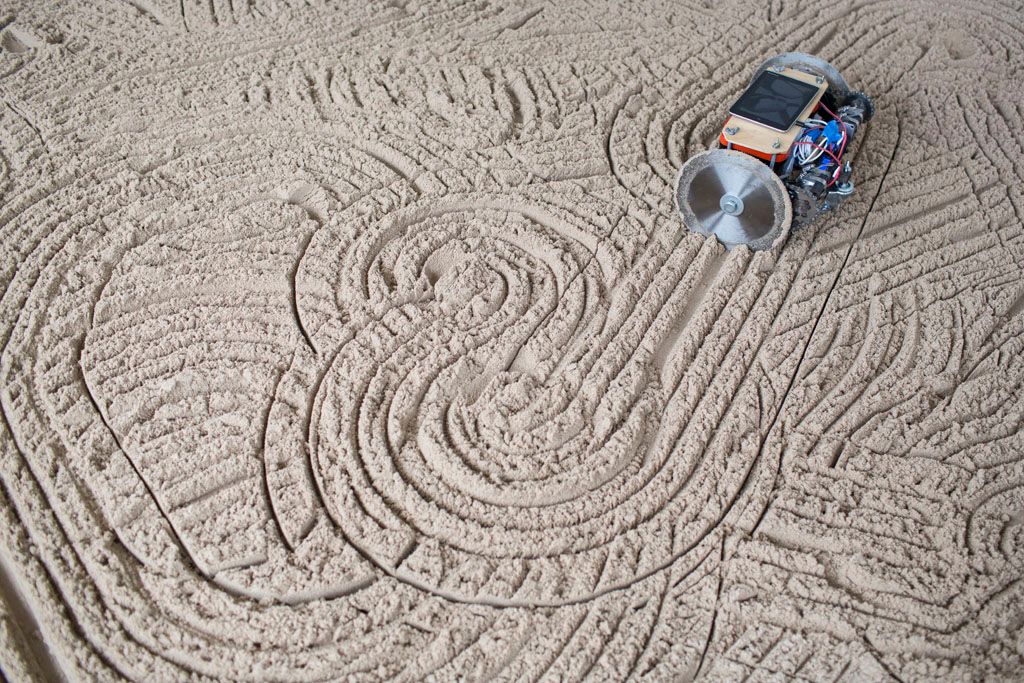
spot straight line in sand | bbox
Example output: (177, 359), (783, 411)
(750, 111), (902, 537)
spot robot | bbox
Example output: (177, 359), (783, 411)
(675, 53), (874, 250)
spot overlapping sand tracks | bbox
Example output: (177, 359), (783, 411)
(0, 1), (1022, 679)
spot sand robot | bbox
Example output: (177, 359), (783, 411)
(675, 53), (874, 250)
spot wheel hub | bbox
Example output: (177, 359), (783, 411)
(719, 194), (744, 216)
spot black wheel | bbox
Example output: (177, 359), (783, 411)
(845, 91), (875, 122)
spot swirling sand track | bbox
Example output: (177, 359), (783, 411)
(0, 1), (1023, 680)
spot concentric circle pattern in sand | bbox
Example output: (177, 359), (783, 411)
(1, 1), (1023, 680)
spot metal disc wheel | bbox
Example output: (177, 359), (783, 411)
(749, 52), (849, 94)
(675, 150), (792, 251)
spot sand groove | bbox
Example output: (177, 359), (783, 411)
(0, 0), (1023, 680)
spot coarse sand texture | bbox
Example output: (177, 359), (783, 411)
(0, 1), (1023, 680)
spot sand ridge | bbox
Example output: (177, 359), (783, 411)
(0, 0), (1023, 680)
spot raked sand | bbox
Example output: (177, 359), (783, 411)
(0, 1), (1023, 680)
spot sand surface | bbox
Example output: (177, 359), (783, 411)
(0, 1), (1023, 680)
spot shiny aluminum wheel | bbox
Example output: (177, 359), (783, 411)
(675, 150), (792, 251)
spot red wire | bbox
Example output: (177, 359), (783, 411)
(791, 140), (842, 166)
(817, 99), (839, 121)
(825, 103), (849, 159)
(790, 140), (845, 189)
(813, 99), (847, 187)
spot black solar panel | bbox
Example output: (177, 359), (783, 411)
(728, 71), (820, 132)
